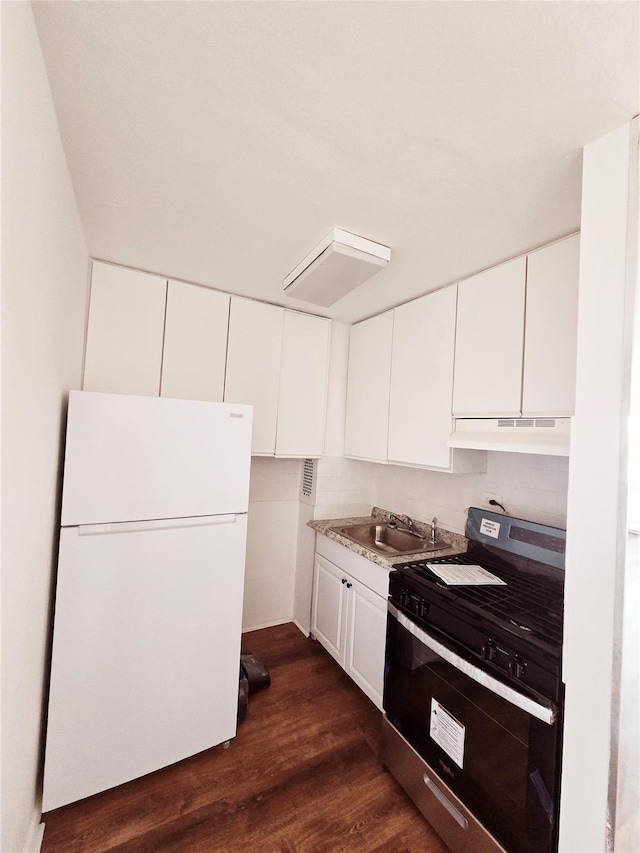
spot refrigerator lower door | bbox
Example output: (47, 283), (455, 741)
(42, 514), (247, 812)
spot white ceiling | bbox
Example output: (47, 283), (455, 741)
(33, 1), (639, 323)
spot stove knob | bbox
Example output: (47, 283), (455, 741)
(400, 590), (410, 608)
(481, 640), (497, 662)
(510, 655), (527, 679)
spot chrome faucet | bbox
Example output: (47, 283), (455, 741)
(387, 513), (424, 539)
(430, 517), (437, 545)
(388, 512), (412, 529)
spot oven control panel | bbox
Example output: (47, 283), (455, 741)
(399, 588), (430, 620)
(481, 640), (527, 680)
(389, 551), (563, 703)
(390, 576), (545, 695)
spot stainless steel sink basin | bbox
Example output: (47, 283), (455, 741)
(330, 523), (448, 557)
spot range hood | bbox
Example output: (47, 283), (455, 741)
(448, 418), (571, 456)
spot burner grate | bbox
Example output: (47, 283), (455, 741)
(397, 552), (564, 649)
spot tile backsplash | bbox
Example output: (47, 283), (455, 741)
(313, 452), (569, 533)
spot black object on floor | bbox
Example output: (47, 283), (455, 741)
(240, 653), (271, 694)
(237, 666), (249, 723)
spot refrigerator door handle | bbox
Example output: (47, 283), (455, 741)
(77, 515), (241, 536)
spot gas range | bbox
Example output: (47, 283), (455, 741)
(389, 507), (565, 704)
(384, 507), (566, 853)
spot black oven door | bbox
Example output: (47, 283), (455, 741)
(384, 603), (563, 853)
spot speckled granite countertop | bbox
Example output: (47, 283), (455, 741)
(308, 506), (468, 570)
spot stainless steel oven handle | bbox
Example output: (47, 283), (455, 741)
(388, 602), (557, 725)
(423, 773), (469, 829)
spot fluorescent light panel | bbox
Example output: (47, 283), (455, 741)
(283, 228), (390, 307)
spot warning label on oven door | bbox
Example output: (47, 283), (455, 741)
(430, 698), (465, 769)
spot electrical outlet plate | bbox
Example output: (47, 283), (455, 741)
(482, 492), (502, 507)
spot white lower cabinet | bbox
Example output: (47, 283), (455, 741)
(312, 554), (347, 662)
(343, 576), (387, 707)
(311, 537), (388, 710)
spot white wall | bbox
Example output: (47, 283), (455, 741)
(314, 452), (569, 532)
(293, 499), (315, 635)
(242, 458), (302, 631)
(560, 120), (638, 853)
(1, 5), (89, 852)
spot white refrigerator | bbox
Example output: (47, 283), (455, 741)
(42, 391), (253, 812)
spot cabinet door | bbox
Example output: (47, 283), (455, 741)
(452, 257), (526, 417)
(161, 282), (230, 402)
(344, 311), (394, 462)
(311, 554), (346, 665)
(84, 262), (167, 396)
(522, 235), (580, 416)
(224, 298), (284, 455)
(388, 286), (457, 468)
(275, 311), (331, 458)
(344, 576), (387, 710)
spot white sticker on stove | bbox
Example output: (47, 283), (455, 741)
(430, 698), (465, 769)
(480, 518), (501, 539)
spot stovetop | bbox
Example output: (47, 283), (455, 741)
(397, 549), (564, 653)
(389, 508), (566, 703)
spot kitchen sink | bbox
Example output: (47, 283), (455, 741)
(330, 522), (448, 557)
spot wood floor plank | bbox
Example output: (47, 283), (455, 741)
(41, 623), (448, 853)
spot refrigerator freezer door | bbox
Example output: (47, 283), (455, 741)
(61, 391), (253, 526)
(42, 514), (247, 812)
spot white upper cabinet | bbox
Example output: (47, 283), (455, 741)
(388, 286), (458, 469)
(224, 298), (284, 455)
(160, 282), (230, 402)
(84, 263), (333, 458)
(453, 257), (526, 417)
(452, 238), (579, 419)
(522, 234), (580, 416)
(344, 310), (394, 462)
(84, 262), (167, 396)
(275, 311), (331, 458)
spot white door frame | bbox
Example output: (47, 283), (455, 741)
(560, 118), (638, 852)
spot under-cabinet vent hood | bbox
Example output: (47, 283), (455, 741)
(448, 418), (571, 456)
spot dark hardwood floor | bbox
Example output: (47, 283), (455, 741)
(41, 623), (448, 852)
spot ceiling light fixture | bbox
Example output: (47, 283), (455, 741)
(283, 228), (391, 307)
